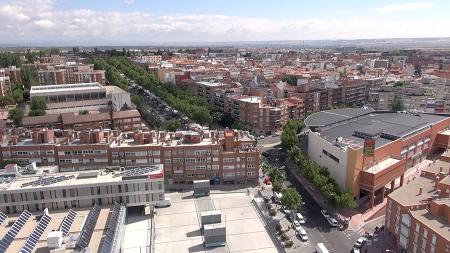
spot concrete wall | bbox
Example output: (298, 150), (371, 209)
(308, 131), (348, 189)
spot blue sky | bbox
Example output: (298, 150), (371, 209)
(1, 0), (450, 45)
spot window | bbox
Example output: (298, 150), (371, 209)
(322, 149), (339, 163)
(223, 158), (235, 163)
(62, 190), (67, 198)
(247, 157), (256, 162)
(125, 184), (129, 192)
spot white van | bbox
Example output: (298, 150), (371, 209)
(315, 243), (329, 253)
(155, 198), (171, 208)
(296, 213), (306, 224)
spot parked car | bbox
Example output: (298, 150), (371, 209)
(321, 209), (330, 219)
(292, 220), (302, 231)
(327, 217), (339, 227)
(286, 211), (295, 222)
(354, 237), (367, 248)
(298, 228), (308, 241)
(296, 213), (306, 224)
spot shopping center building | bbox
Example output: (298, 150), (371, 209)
(305, 108), (450, 208)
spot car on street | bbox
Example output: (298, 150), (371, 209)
(321, 209), (330, 219)
(351, 247), (360, 253)
(286, 211), (295, 222)
(297, 228), (308, 241)
(327, 217), (339, 227)
(295, 213), (306, 224)
(292, 220), (302, 231)
(353, 237), (367, 248)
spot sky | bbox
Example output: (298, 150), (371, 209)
(1, 0), (450, 46)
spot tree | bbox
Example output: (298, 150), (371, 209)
(393, 81), (405, 87)
(9, 108), (23, 126)
(336, 191), (357, 208)
(281, 188), (302, 210)
(162, 119), (181, 132)
(131, 95), (143, 107)
(272, 180), (283, 193)
(29, 96), (47, 116)
(79, 110), (89, 115)
(390, 97), (404, 112)
(20, 65), (38, 89)
(282, 75), (297, 86)
(281, 129), (299, 150)
(232, 120), (251, 131)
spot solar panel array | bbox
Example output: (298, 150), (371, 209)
(75, 205), (100, 249)
(21, 175), (75, 188)
(59, 209), (77, 237)
(0, 212), (7, 225)
(113, 166), (160, 178)
(100, 203), (124, 253)
(0, 210), (32, 252)
(20, 214), (52, 253)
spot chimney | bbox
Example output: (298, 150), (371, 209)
(435, 176), (440, 190)
(419, 187), (423, 195)
(440, 167), (443, 173)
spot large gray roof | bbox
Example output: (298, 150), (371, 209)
(307, 108), (448, 148)
(305, 108), (375, 127)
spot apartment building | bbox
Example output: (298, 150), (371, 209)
(0, 73), (11, 97)
(385, 155), (450, 253)
(37, 64), (105, 86)
(305, 108), (450, 208)
(0, 164), (165, 214)
(0, 128), (260, 185)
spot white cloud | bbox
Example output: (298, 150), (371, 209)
(0, 0), (448, 45)
(376, 2), (434, 13)
(123, 0), (135, 4)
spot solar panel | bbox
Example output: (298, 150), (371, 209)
(21, 175), (75, 188)
(113, 166), (160, 178)
(0, 210), (32, 252)
(59, 209), (77, 237)
(0, 212), (7, 226)
(100, 203), (124, 253)
(20, 214), (52, 253)
(75, 206), (100, 249)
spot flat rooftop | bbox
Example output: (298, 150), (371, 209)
(154, 191), (278, 253)
(0, 165), (163, 191)
(0, 206), (112, 253)
(307, 109), (448, 148)
(30, 82), (105, 96)
(410, 202), (450, 241)
(365, 157), (402, 174)
(388, 175), (437, 207)
(197, 81), (225, 87)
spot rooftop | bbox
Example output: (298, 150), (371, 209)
(30, 82), (105, 95)
(0, 206), (113, 253)
(365, 157), (402, 174)
(410, 203), (450, 241)
(308, 109), (448, 148)
(388, 175), (437, 207)
(0, 165), (163, 191)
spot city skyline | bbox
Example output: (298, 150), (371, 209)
(1, 0), (450, 46)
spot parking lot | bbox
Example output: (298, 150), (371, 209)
(154, 190), (278, 253)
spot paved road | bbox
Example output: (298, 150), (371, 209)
(264, 148), (361, 253)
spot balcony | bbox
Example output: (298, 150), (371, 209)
(360, 156), (406, 192)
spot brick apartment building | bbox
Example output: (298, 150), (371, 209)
(37, 64), (105, 86)
(0, 128), (260, 185)
(386, 153), (450, 253)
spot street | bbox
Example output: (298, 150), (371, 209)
(260, 142), (380, 253)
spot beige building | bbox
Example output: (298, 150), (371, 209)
(0, 164), (165, 215)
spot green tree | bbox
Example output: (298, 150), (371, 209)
(162, 119), (181, 132)
(131, 95), (143, 107)
(393, 81), (405, 87)
(232, 120), (251, 131)
(281, 188), (302, 210)
(281, 129), (299, 150)
(79, 110), (89, 115)
(282, 75), (298, 86)
(9, 108), (23, 126)
(20, 65), (38, 89)
(29, 96), (47, 116)
(337, 191), (357, 208)
(272, 180), (283, 193)
(390, 97), (404, 111)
